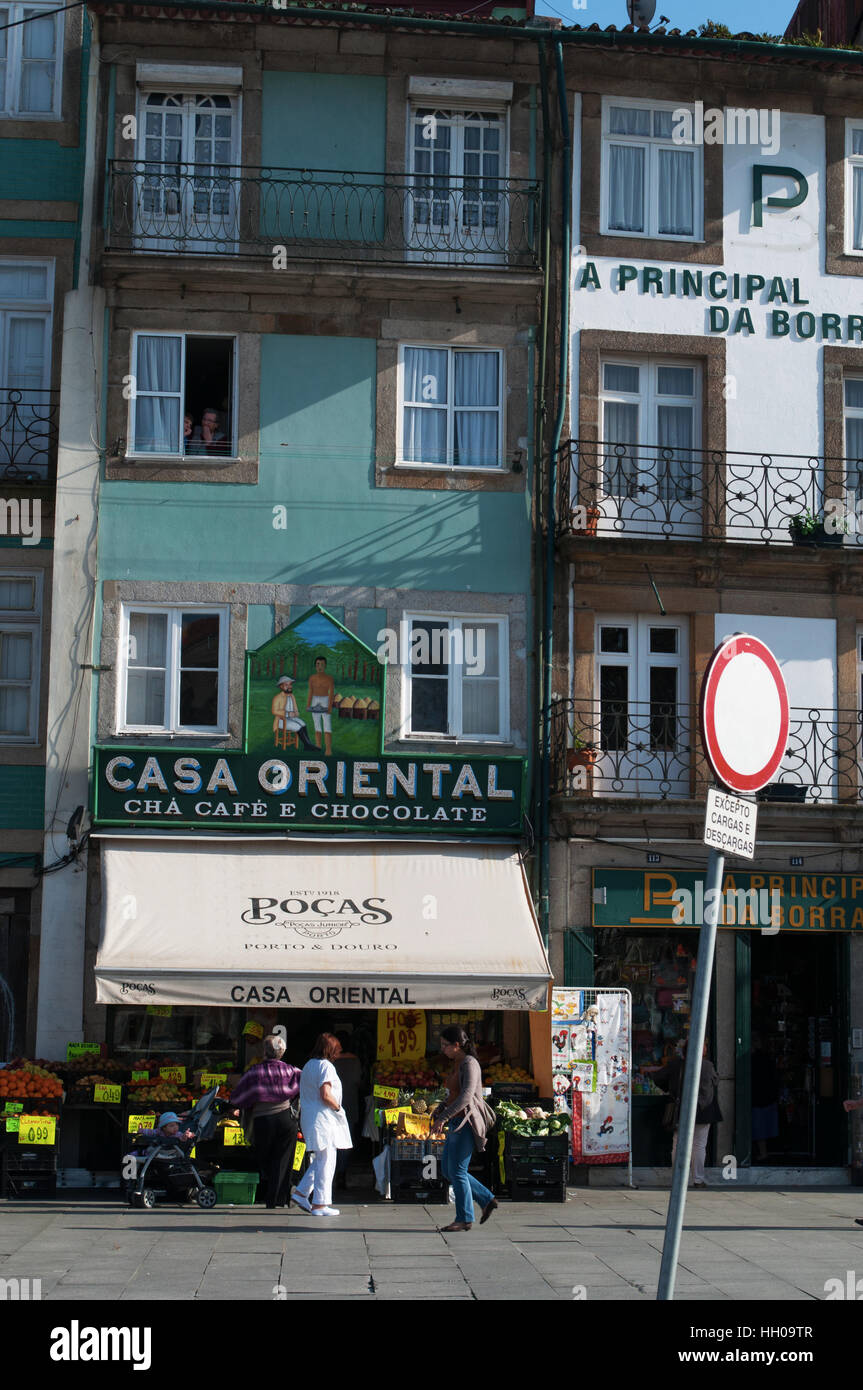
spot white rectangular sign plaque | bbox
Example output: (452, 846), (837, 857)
(704, 787), (758, 860)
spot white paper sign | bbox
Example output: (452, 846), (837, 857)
(703, 787), (757, 860)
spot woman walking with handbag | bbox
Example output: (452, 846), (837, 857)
(430, 1026), (498, 1232)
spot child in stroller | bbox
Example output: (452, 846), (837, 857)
(124, 1086), (225, 1209)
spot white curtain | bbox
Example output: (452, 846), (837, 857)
(454, 351), (498, 467)
(461, 623), (499, 736)
(126, 612), (167, 726)
(134, 336), (181, 454)
(608, 145), (644, 232)
(657, 403), (694, 501)
(854, 166), (863, 252)
(845, 408), (863, 495)
(402, 347), (447, 464)
(0, 631), (31, 735)
(602, 400), (639, 498)
(19, 11), (55, 113)
(658, 148), (694, 237)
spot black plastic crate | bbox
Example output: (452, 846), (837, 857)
(391, 1157), (439, 1185)
(392, 1182), (447, 1204)
(508, 1180), (567, 1203)
(504, 1132), (570, 1158)
(509, 1155), (567, 1185)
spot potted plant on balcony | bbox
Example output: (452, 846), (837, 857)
(788, 509), (845, 548)
(566, 733), (598, 794)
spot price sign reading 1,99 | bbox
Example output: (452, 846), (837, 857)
(376, 1009), (427, 1063)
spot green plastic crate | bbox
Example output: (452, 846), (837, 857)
(214, 1170), (258, 1205)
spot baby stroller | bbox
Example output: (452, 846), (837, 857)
(124, 1085), (225, 1210)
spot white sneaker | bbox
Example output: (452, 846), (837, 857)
(312, 1206), (340, 1217)
(291, 1187), (312, 1212)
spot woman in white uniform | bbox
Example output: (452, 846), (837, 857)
(292, 1033), (353, 1216)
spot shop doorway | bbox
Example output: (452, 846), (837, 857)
(750, 934), (846, 1165)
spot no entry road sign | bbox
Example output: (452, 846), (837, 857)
(699, 633), (790, 795)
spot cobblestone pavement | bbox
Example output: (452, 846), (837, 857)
(2, 1187), (862, 1301)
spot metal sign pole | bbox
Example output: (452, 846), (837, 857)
(657, 845), (725, 1301)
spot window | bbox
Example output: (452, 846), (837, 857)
(846, 122), (863, 254)
(0, 570), (41, 742)
(594, 616), (689, 797)
(407, 105), (508, 263)
(601, 100), (702, 241)
(119, 605), (228, 733)
(0, 3), (62, 117)
(0, 260), (53, 475)
(134, 90), (240, 252)
(399, 346), (503, 469)
(128, 333), (236, 459)
(844, 376), (863, 497)
(403, 615), (508, 741)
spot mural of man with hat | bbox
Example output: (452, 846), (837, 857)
(271, 675), (316, 750)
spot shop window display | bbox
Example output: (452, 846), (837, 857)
(594, 929), (701, 1093)
(109, 1006), (241, 1072)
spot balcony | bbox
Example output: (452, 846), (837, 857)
(550, 698), (863, 804)
(104, 162), (542, 270)
(0, 389), (59, 483)
(557, 440), (863, 545)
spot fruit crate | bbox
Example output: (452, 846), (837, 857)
(1, 1148), (58, 1198)
(508, 1155), (567, 1186)
(504, 1132), (570, 1158)
(392, 1180), (448, 1205)
(214, 1171), (258, 1206)
(508, 1180), (567, 1203)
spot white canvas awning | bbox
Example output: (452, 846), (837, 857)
(95, 839), (551, 1010)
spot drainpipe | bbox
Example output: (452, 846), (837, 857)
(539, 37), (571, 951)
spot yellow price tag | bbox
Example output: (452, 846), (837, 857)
(189, 1146), (196, 1159)
(376, 1008), (426, 1062)
(243, 1021), (264, 1039)
(200, 1073), (226, 1089)
(373, 1084), (399, 1102)
(292, 1140), (306, 1172)
(383, 1106), (411, 1124)
(223, 1126), (249, 1147)
(147, 1006), (172, 1017)
(127, 1113), (156, 1133)
(18, 1115), (56, 1145)
(159, 1066), (186, 1084)
(94, 1083), (122, 1104)
(401, 1113), (430, 1137)
(6, 1116), (19, 1132)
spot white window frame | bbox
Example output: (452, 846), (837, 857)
(600, 96), (703, 243)
(127, 330), (238, 461)
(599, 355), (701, 450)
(845, 120), (863, 255)
(400, 612), (509, 743)
(594, 615), (689, 797)
(0, 3), (64, 119)
(0, 568), (42, 744)
(396, 344), (505, 471)
(117, 603), (229, 735)
(0, 256), (53, 383)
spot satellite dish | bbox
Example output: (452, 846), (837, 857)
(626, 0), (656, 24)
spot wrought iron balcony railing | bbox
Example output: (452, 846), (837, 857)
(550, 698), (863, 804)
(104, 162), (542, 269)
(0, 389), (59, 482)
(557, 440), (863, 545)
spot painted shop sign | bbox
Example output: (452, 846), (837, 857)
(593, 868), (863, 932)
(93, 605), (524, 833)
(575, 261), (863, 342)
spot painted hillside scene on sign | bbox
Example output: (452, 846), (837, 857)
(244, 606), (384, 758)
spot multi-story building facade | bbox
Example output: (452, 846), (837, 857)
(0, 3), (88, 1055)
(35, 0), (561, 1160)
(550, 30), (863, 1179)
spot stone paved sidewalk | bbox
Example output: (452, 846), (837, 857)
(1, 1187), (862, 1301)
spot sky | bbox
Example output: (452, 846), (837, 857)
(534, 0), (800, 37)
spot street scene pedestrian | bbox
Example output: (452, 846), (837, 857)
(229, 1035), (301, 1209)
(292, 1034), (353, 1216)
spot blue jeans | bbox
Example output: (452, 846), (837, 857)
(441, 1120), (494, 1224)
